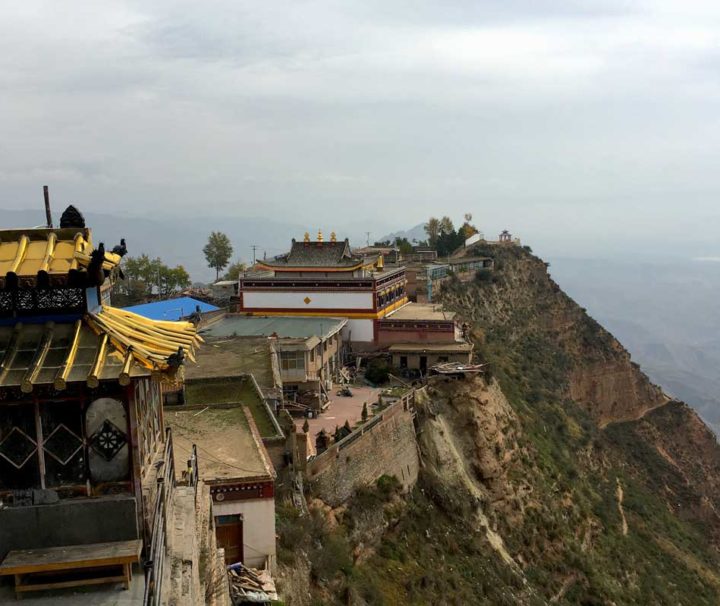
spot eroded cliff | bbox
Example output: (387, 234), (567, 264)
(276, 244), (720, 605)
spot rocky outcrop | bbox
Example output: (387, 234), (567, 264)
(441, 244), (669, 426)
(569, 359), (668, 427)
(418, 378), (524, 565)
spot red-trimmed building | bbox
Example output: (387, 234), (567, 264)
(238, 231), (407, 345)
(168, 406), (277, 568)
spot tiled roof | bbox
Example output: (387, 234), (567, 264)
(201, 315), (347, 340)
(261, 238), (368, 269)
(0, 306), (203, 393)
(0, 227), (121, 288)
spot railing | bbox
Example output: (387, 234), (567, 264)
(143, 428), (176, 606)
(306, 390), (416, 476)
(187, 444), (199, 506)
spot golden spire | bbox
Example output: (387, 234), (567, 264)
(303, 232), (310, 242)
(317, 229), (323, 242)
(330, 231), (337, 242)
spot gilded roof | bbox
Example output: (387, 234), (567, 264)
(0, 307), (203, 393)
(0, 227), (121, 288)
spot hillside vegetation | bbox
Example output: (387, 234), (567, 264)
(277, 244), (720, 605)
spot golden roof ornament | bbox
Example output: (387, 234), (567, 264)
(330, 231), (337, 242)
(317, 229), (323, 242)
(303, 232), (310, 242)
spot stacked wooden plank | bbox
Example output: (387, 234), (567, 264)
(227, 563), (278, 604)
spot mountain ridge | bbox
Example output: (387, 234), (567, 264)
(277, 243), (720, 604)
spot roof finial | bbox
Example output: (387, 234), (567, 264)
(330, 231), (337, 242)
(59, 205), (85, 229)
(317, 229), (323, 242)
(304, 232), (310, 243)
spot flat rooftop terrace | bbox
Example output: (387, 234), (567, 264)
(167, 405), (274, 483)
(295, 385), (382, 437)
(185, 335), (276, 388)
(384, 302), (456, 322)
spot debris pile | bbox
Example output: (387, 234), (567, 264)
(430, 361), (485, 376)
(227, 562), (278, 604)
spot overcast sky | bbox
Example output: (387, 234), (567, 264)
(1, 1), (719, 257)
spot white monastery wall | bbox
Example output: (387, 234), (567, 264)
(243, 290), (374, 311)
(341, 319), (375, 343)
(214, 498), (276, 568)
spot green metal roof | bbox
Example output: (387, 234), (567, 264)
(200, 315), (347, 340)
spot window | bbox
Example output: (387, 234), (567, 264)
(280, 350), (305, 371)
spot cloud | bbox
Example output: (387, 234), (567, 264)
(0, 0), (719, 260)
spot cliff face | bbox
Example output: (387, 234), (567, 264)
(434, 243), (720, 602)
(278, 244), (720, 605)
(444, 245), (667, 427)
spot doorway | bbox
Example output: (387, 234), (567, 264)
(215, 514), (244, 564)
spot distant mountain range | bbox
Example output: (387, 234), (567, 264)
(379, 223), (428, 244)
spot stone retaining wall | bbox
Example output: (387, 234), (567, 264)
(306, 395), (420, 506)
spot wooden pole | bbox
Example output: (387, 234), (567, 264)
(43, 185), (53, 227)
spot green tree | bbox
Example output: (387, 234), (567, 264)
(393, 237), (413, 255)
(436, 229), (465, 257)
(439, 216), (454, 235)
(157, 265), (191, 297)
(203, 232), (233, 280)
(223, 261), (247, 281)
(115, 254), (190, 305)
(365, 358), (390, 384)
(425, 217), (440, 247)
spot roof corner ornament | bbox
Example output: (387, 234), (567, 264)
(167, 346), (186, 369)
(59, 205), (86, 229)
(111, 238), (127, 257)
(88, 243), (106, 286)
(317, 229), (323, 243)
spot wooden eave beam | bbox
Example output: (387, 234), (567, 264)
(53, 320), (83, 391)
(21, 322), (55, 393)
(7, 235), (29, 275)
(87, 333), (108, 389)
(0, 324), (23, 387)
(119, 348), (134, 386)
(38, 233), (57, 274)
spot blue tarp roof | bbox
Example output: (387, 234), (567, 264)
(123, 297), (219, 321)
